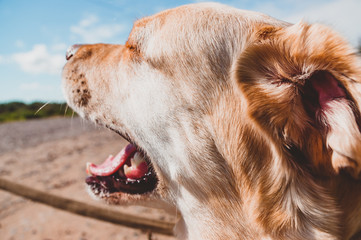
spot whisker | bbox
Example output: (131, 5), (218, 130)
(64, 104), (69, 116)
(70, 109), (75, 129)
(59, 103), (65, 113)
(81, 116), (86, 129)
(35, 101), (50, 115)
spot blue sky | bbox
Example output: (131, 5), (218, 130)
(0, 0), (360, 103)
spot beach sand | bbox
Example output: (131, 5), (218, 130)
(0, 117), (176, 240)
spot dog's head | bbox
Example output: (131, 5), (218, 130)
(62, 3), (361, 239)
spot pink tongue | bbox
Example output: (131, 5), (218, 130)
(86, 144), (137, 176)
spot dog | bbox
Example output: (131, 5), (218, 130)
(62, 3), (361, 239)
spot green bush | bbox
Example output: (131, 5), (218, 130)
(0, 102), (75, 123)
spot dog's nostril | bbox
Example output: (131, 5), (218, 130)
(66, 44), (83, 60)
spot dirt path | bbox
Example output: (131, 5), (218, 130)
(0, 117), (176, 240)
(0, 117), (98, 154)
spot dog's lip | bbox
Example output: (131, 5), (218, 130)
(86, 169), (158, 195)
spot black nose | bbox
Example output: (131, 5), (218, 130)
(66, 44), (83, 60)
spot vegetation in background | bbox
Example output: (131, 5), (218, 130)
(0, 102), (74, 123)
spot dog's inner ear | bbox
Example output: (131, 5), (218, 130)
(303, 71), (346, 113)
(233, 23), (361, 177)
(303, 71), (361, 177)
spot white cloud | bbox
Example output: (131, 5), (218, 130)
(282, 0), (361, 46)
(70, 14), (126, 43)
(214, 0), (360, 47)
(12, 44), (65, 75)
(79, 14), (98, 27)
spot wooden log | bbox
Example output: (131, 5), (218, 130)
(0, 177), (174, 236)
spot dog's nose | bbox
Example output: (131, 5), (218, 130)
(66, 44), (83, 60)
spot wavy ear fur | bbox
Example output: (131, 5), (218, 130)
(234, 22), (361, 177)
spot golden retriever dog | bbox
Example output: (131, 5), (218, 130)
(62, 3), (361, 239)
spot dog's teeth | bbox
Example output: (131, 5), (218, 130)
(132, 152), (145, 167)
(123, 153), (145, 175)
(123, 152), (147, 178)
(86, 162), (92, 175)
(123, 164), (131, 176)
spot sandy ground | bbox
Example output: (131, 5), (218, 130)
(0, 117), (176, 240)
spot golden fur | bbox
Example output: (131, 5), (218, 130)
(62, 3), (361, 239)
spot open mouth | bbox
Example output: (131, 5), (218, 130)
(85, 142), (158, 195)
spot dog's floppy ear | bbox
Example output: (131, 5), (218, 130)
(233, 22), (361, 177)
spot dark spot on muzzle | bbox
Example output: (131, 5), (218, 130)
(79, 92), (91, 106)
(70, 73), (91, 107)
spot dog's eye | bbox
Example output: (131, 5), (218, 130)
(125, 40), (141, 61)
(126, 41), (138, 52)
